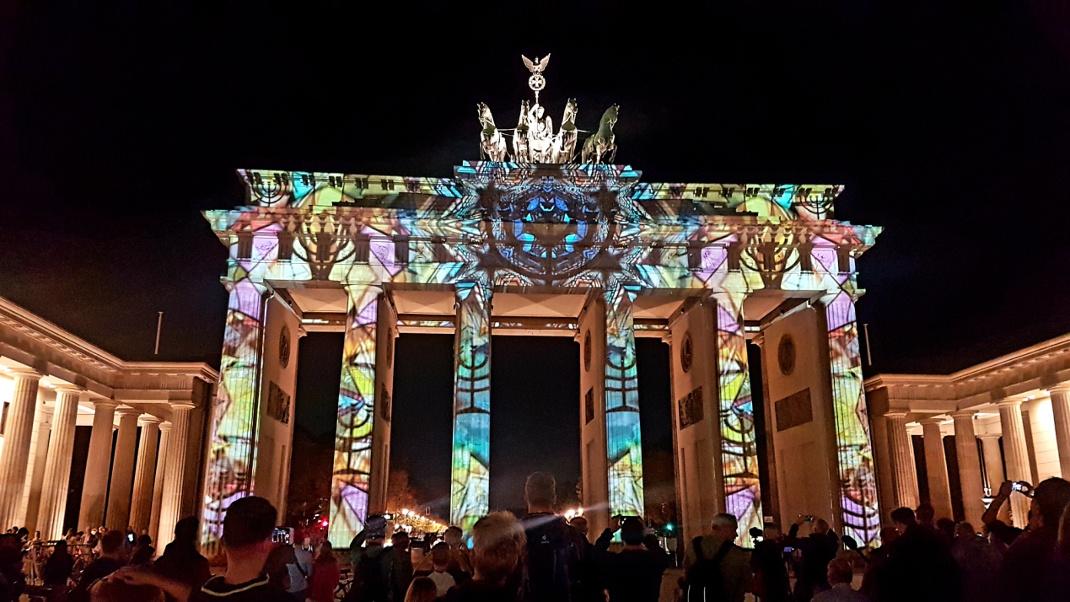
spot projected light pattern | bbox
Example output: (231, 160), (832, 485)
(204, 160), (882, 547)
(714, 295), (763, 545)
(604, 280), (645, 517)
(451, 281), (492, 531)
(824, 290), (880, 544)
(329, 286), (381, 545)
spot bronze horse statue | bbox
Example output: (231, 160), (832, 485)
(581, 104), (619, 164)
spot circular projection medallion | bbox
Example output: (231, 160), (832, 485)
(777, 334), (796, 376)
(680, 332), (694, 373)
(279, 326), (291, 369)
(583, 330), (592, 372)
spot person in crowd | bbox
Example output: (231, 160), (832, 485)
(567, 516), (601, 602)
(997, 477), (1070, 602)
(113, 495), (293, 601)
(386, 530), (415, 601)
(426, 542), (457, 597)
(812, 558), (866, 602)
(866, 506), (959, 602)
(43, 539), (75, 588)
(785, 515), (838, 600)
(153, 516), (211, 595)
(981, 480), (1025, 549)
(593, 516), (668, 602)
(307, 540), (340, 602)
(682, 513), (751, 602)
(404, 576), (438, 602)
(0, 533), (25, 602)
(129, 534), (155, 566)
(88, 577), (165, 602)
(347, 515), (391, 602)
(935, 518), (956, 544)
(915, 502), (936, 530)
(950, 521), (1000, 602)
(751, 522), (790, 602)
(520, 472), (577, 602)
(442, 526), (472, 584)
(72, 529), (128, 601)
(1046, 502), (1070, 600)
(444, 512), (526, 602)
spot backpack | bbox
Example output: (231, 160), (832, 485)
(348, 549), (388, 602)
(683, 536), (733, 602)
(523, 514), (575, 602)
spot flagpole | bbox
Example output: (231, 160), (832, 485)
(154, 311), (164, 355)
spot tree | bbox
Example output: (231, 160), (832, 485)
(386, 468), (420, 512)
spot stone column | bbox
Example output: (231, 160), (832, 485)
(149, 421), (171, 546)
(77, 399), (119, 529)
(158, 403), (193, 549)
(952, 411), (987, 524)
(106, 407), (140, 529)
(921, 418), (953, 519)
(129, 414), (161, 534)
(0, 368), (41, 528)
(997, 399), (1032, 528)
(1048, 384), (1070, 478)
(451, 281), (491, 531)
(36, 386), (82, 539)
(978, 433), (1010, 522)
(885, 412), (919, 509)
(20, 399), (51, 533)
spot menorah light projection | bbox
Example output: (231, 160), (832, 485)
(199, 56), (883, 551)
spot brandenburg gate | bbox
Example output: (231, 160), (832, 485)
(199, 56), (883, 550)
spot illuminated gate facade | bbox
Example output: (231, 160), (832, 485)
(198, 59), (883, 550)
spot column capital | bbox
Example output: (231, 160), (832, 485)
(919, 416), (947, 426)
(115, 405), (141, 418)
(159, 420), (173, 432)
(951, 409), (977, 420)
(977, 432), (1002, 440)
(137, 414), (163, 427)
(90, 398), (120, 409)
(997, 398), (1024, 410)
(168, 401), (197, 412)
(54, 383), (86, 395)
(884, 410), (911, 419)
(8, 366), (43, 379)
(1048, 383), (1070, 395)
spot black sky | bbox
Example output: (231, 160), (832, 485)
(4, 2), (1070, 512)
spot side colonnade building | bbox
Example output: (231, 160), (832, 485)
(866, 333), (1070, 528)
(0, 297), (216, 546)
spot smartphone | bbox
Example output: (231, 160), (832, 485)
(127, 533), (135, 544)
(1011, 481), (1034, 497)
(783, 546), (795, 554)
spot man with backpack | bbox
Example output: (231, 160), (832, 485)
(682, 513), (751, 602)
(521, 472), (578, 602)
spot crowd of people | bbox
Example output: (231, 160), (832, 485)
(2, 472), (1069, 602)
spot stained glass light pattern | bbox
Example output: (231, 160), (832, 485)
(824, 291), (880, 544)
(715, 296), (763, 545)
(451, 282), (492, 531)
(329, 286), (381, 546)
(604, 281), (645, 517)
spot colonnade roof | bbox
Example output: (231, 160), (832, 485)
(0, 296), (218, 419)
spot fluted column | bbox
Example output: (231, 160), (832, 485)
(158, 403), (193, 547)
(149, 421), (172, 545)
(885, 412), (919, 509)
(998, 399), (1032, 528)
(78, 399), (119, 529)
(20, 400), (51, 533)
(978, 433), (1010, 522)
(921, 418), (953, 519)
(36, 386), (82, 539)
(952, 411), (987, 524)
(129, 414), (161, 534)
(1048, 384), (1070, 479)
(0, 369), (41, 528)
(106, 407), (140, 529)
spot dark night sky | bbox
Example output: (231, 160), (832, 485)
(4, 3), (1070, 511)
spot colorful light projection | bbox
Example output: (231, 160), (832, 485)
(714, 293), (763, 545)
(824, 290), (880, 544)
(329, 285), (381, 545)
(450, 281), (492, 531)
(603, 280), (645, 517)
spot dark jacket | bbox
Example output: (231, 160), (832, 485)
(593, 528), (668, 602)
(522, 513), (577, 602)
